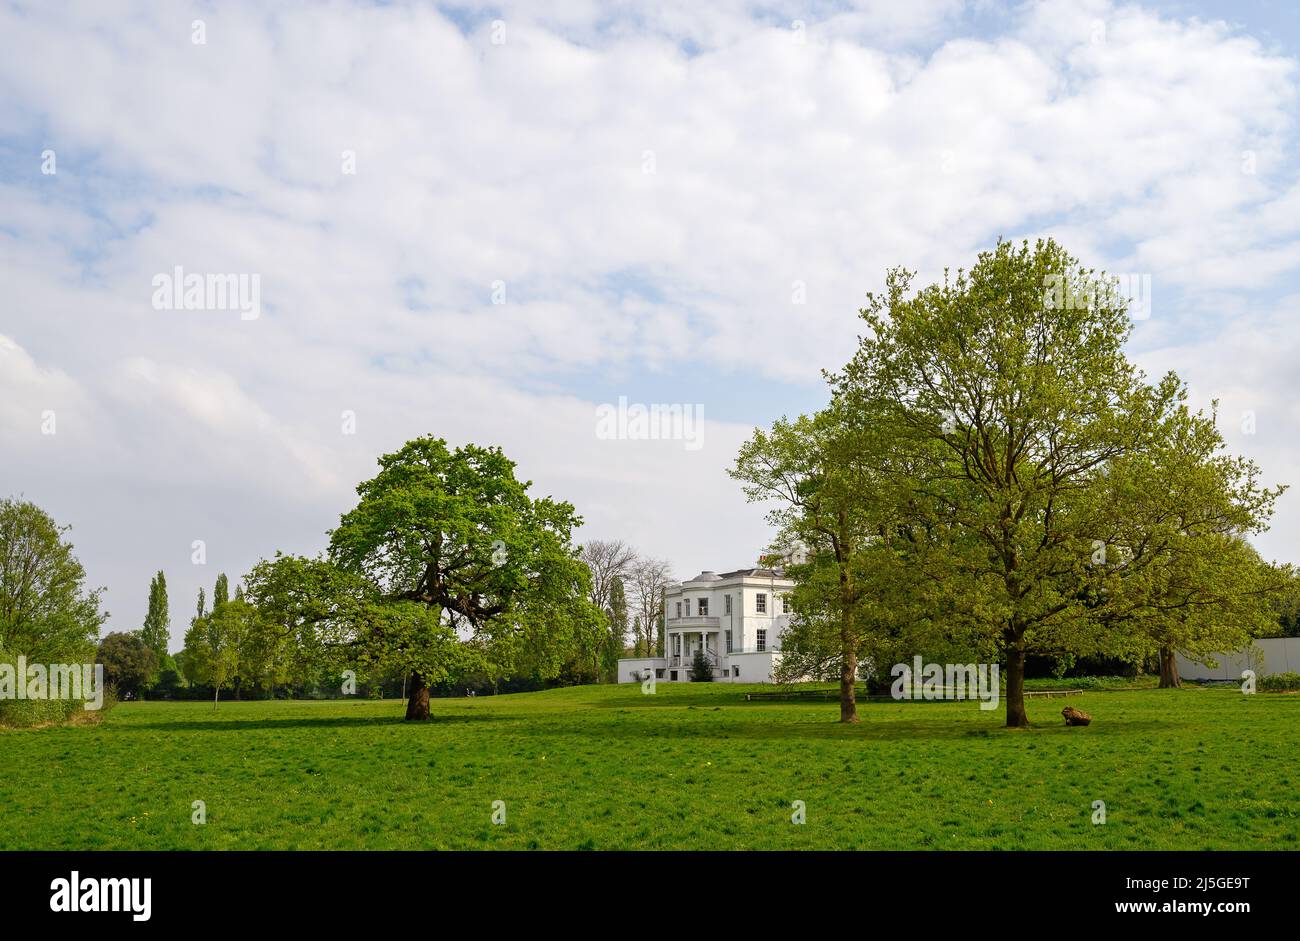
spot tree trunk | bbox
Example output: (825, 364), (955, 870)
(838, 581), (858, 723)
(837, 520), (859, 723)
(212, 685), (219, 711)
(404, 672), (430, 720)
(1158, 647), (1181, 688)
(840, 645), (859, 723)
(1005, 642), (1028, 728)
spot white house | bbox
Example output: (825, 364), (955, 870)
(618, 567), (796, 683)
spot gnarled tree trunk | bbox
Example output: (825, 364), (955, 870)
(405, 672), (430, 720)
(1158, 647), (1181, 688)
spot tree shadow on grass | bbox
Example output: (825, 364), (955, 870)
(113, 713), (507, 733)
(507, 712), (1183, 743)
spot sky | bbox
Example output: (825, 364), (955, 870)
(2, 0), (1300, 651)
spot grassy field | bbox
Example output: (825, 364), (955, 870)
(1, 682), (1296, 850)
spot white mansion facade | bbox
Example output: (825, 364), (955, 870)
(618, 567), (796, 683)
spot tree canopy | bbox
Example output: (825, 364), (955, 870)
(139, 570), (170, 664)
(247, 437), (603, 719)
(97, 632), (158, 699)
(0, 497), (105, 663)
(741, 239), (1287, 727)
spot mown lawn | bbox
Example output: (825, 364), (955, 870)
(0, 683), (1295, 850)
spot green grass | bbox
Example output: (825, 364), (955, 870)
(1, 683), (1296, 850)
(1022, 675), (1160, 690)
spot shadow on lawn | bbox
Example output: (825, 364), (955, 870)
(552, 702), (1179, 741)
(113, 713), (506, 733)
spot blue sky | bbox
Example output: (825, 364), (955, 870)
(3, 0), (1300, 643)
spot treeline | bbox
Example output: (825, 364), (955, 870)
(2, 482), (677, 720)
(120, 440), (676, 713)
(574, 540), (673, 683)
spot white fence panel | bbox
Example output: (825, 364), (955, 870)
(1176, 637), (1300, 680)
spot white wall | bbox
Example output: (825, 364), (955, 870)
(618, 657), (662, 683)
(666, 575), (793, 653)
(1176, 637), (1300, 680)
(727, 651), (777, 683)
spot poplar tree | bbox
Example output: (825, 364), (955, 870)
(603, 576), (629, 682)
(139, 570), (170, 658)
(212, 573), (230, 611)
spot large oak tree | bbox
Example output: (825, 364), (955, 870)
(831, 239), (1283, 727)
(248, 437), (601, 719)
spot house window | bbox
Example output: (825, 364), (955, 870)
(756, 593), (767, 614)
(672, 635), (681, 656)
(675, 602), (681, 619)
(724, 594), (732, 614)
(655, 669), (664, 679)
(733, 666), (740, 678)
(756, 629), (767, 652)
(698, 598), (709, 616)
(725, 630), (733, 653)
(684, 598), (691, 617)
(670, 671), (678, 682)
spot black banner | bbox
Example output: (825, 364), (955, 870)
(0, 851), (1284, 926)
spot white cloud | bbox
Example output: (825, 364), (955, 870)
(2, 0), (1299, 638)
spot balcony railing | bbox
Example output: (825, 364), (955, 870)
(668, 646), (778, 666)
(668, 615), (720, 628)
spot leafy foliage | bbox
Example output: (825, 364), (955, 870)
(602, 576), (629, 681)
(1258, 672), (1300, 692)
(182, 597), (255, 707)
(246, 437), (602, 716)
(96, 632), (158, 698)
(139, 570), (170, 660)
(688, 648), (714, 682)
(742, 239), (1286, 726)
(0, 497), (105, 663)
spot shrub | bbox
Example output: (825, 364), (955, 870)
(689, 649), (714, 682)
(150, 666), (183, 698)
(1023, 675), (1156, 691)
(1259, 672), (1300, 692)
(0, 646), (107, 728)
(0, 694), (82, 729)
